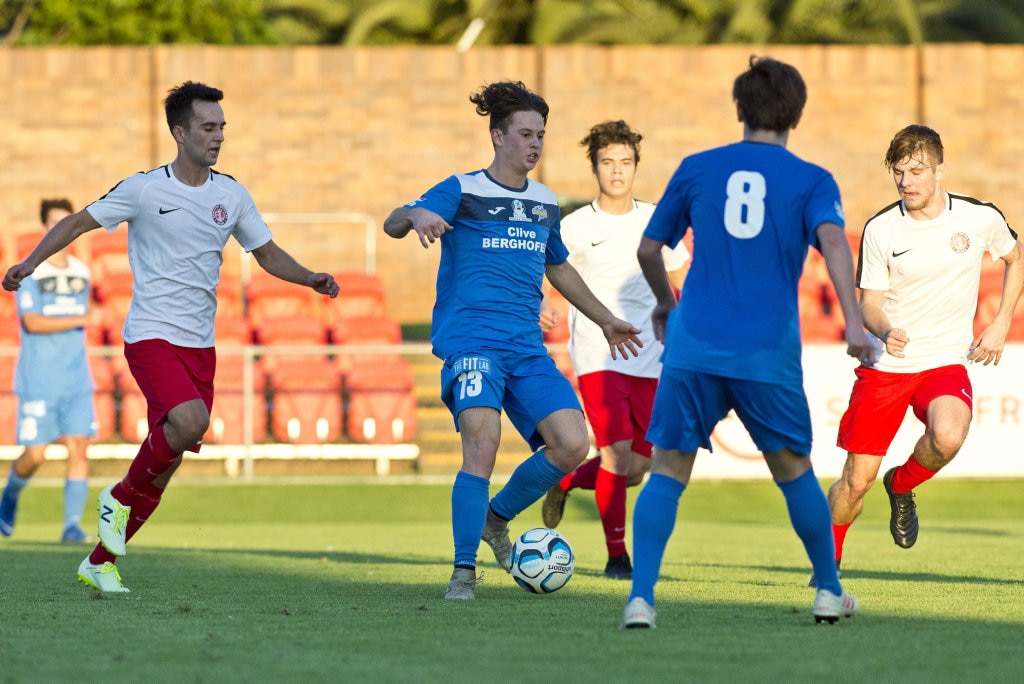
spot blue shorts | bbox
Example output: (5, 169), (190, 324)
(17, 390), (97, 446)
(647, 366), (812, 456)
(440, 350), (581, 451)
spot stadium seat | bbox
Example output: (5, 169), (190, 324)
(254, 314), (328, 377)
(331, 315), (403, 380)
(247, 272), (320, 339)
(114, 358), (149, 443)
(541, 286), (576, 387)
(89, 355), (117, 442)
(0, 316), (18, 444)
(92, 272), (133, 344)
(14, 230), (46, 260)
(267, 358), (343, 444)
(87, 229), (131, 281)
(324, 271), (388, 322)
(344, 361), (418, 444)
(205, 355), (268, 445)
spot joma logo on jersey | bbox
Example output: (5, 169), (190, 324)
(452, 356), (491, 374)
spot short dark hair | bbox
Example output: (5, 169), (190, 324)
(884, 125), (944, 170)
(580, 120), (643, 168)
(163, 81), (224, 132)
(469, 81), (549, 133)
(732, 56), (807, 133)
(40, 198), (74, 225)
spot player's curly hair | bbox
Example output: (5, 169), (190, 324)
(469, 81), (549, 133)
(580, 120), (643, 168)
(732, 56), (807, 133)
(883, 125), (944, 171)
(163, 81), (224, 133)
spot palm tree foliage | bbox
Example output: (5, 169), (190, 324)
(1, 0), (1022, 46)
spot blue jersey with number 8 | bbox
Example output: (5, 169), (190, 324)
(644, 141), (845, 384)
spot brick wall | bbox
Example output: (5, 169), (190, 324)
(1, 44), (1021, 322)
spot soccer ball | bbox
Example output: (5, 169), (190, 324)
(510, 527), (574, 594)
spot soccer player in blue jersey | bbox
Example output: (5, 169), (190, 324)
(620, 56), (875, 628)
(383, 81), (644, 599)
(0, 199), (99, 543)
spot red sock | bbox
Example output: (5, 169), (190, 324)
(89, 544), (117, 565)
(117, 425), (179, 502)
(595, 467), (628, 558)
(832, 522), (851, 561)
(891, 455), (939, 493)
(126, 491), (162, 542)
(563, 457), (600, 492)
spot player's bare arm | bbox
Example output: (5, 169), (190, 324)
(860, 288), (909, 358)
(3, 210), (101, 292)
(383, 206), (453, 249)
(251, 239), (339, 298)
(636, 236), (677, 343)
(971, 239), (1024, 365)
(816, 222), (876, 364)
(544, 260), (642, 359)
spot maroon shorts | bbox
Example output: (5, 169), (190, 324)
(124, 339), (215, 452)
(577, 370), (657, 457)
(837, 364), (972, 456)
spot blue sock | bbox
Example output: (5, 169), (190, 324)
(3, 466), (31, 500)
(629, 473), (685, 605)
(489, 449), (566, 521)
(452, 471), (490, 569)
(63, 479), (88, 531)
(776, 467), (842, 596)
(0, 467), (31, 532)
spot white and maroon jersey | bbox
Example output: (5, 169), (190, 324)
(560, 199), (689, 378)
(858, 192), (1017, 372)
(87, 166), (272, 348)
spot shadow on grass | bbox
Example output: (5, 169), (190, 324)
(684, 560), (1024, 588)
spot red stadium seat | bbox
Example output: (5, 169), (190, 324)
(89, 355), (117, 442)
(247, 272), (319, 338)
(0, 317), (18, 444)
(115, 358), (149, 443)
(323, 271), (388, 322)
(344, 361), (418, 444)
(331, 315), (403, 379)
(205, 355), (268, 445)
(267, 358), (343, 444)
(254, 315), (327, 377)
(87, 229), (131, 281)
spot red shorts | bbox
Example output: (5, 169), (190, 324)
(124, 339), (216, 452)
(577, 370), (657, 457)
(837, 364), (972, 456)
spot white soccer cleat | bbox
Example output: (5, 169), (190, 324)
(480, 508), (513, 573)
(97, 485), (130, 557)
(77, 557), (130, 593)
(621, 596), (656, 629)
(813, 589), (859, 624)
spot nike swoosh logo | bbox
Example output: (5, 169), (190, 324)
(159, 207), (180, 214)
(892, 249), (911, 257)
(961, 388), (971, 400)
(591, 240), (608, 247)
(488, 207), (506, 215)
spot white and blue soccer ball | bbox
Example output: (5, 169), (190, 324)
(510, 527), (574, 594)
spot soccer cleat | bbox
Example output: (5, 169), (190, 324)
(883, 467), (919, 548)
(61, 526), (94, 544)
(541, 484), (569, 528)
(0, 489), (17, 537)
(481, 508), (513, 573)
(807, 558), (842, 589)
(444, 567), (482, 600)
(604, 552), (633, 580)
(97, 485), (130, 556)
(621, 597), (656, 629)
(77, 557), (130, 593)
(813, 589), (858, 624)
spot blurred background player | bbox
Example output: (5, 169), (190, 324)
(815, 125), (1023, 586)
(621, 56), (873, 629)
(0, 198), (100, 543)
(3, 82), (339, 592)
(539, 120), (688, 580)
(383, 81), (642, 600)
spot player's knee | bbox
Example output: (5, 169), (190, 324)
(928, 425), (966, 462)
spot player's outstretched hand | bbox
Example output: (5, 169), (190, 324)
(604, 318), (643, 360)
(411, 211), (453, 249)
(2, 262), (34, 292)
(844, 326), (877, 365)
(308, 272), (339, 298)
(969, 320), (1010, 366)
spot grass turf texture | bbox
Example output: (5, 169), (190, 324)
(1, 478), (1022, 682)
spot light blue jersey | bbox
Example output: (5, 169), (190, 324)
(406, 170), (567, 359)
(645, 141), (845, 384)
(15, 257), (94, 397)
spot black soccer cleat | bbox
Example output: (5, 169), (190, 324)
(883, 467), (919, 548)
(604, 552), (633, 580)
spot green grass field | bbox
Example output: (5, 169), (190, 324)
(1, 477), (1022, 682)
